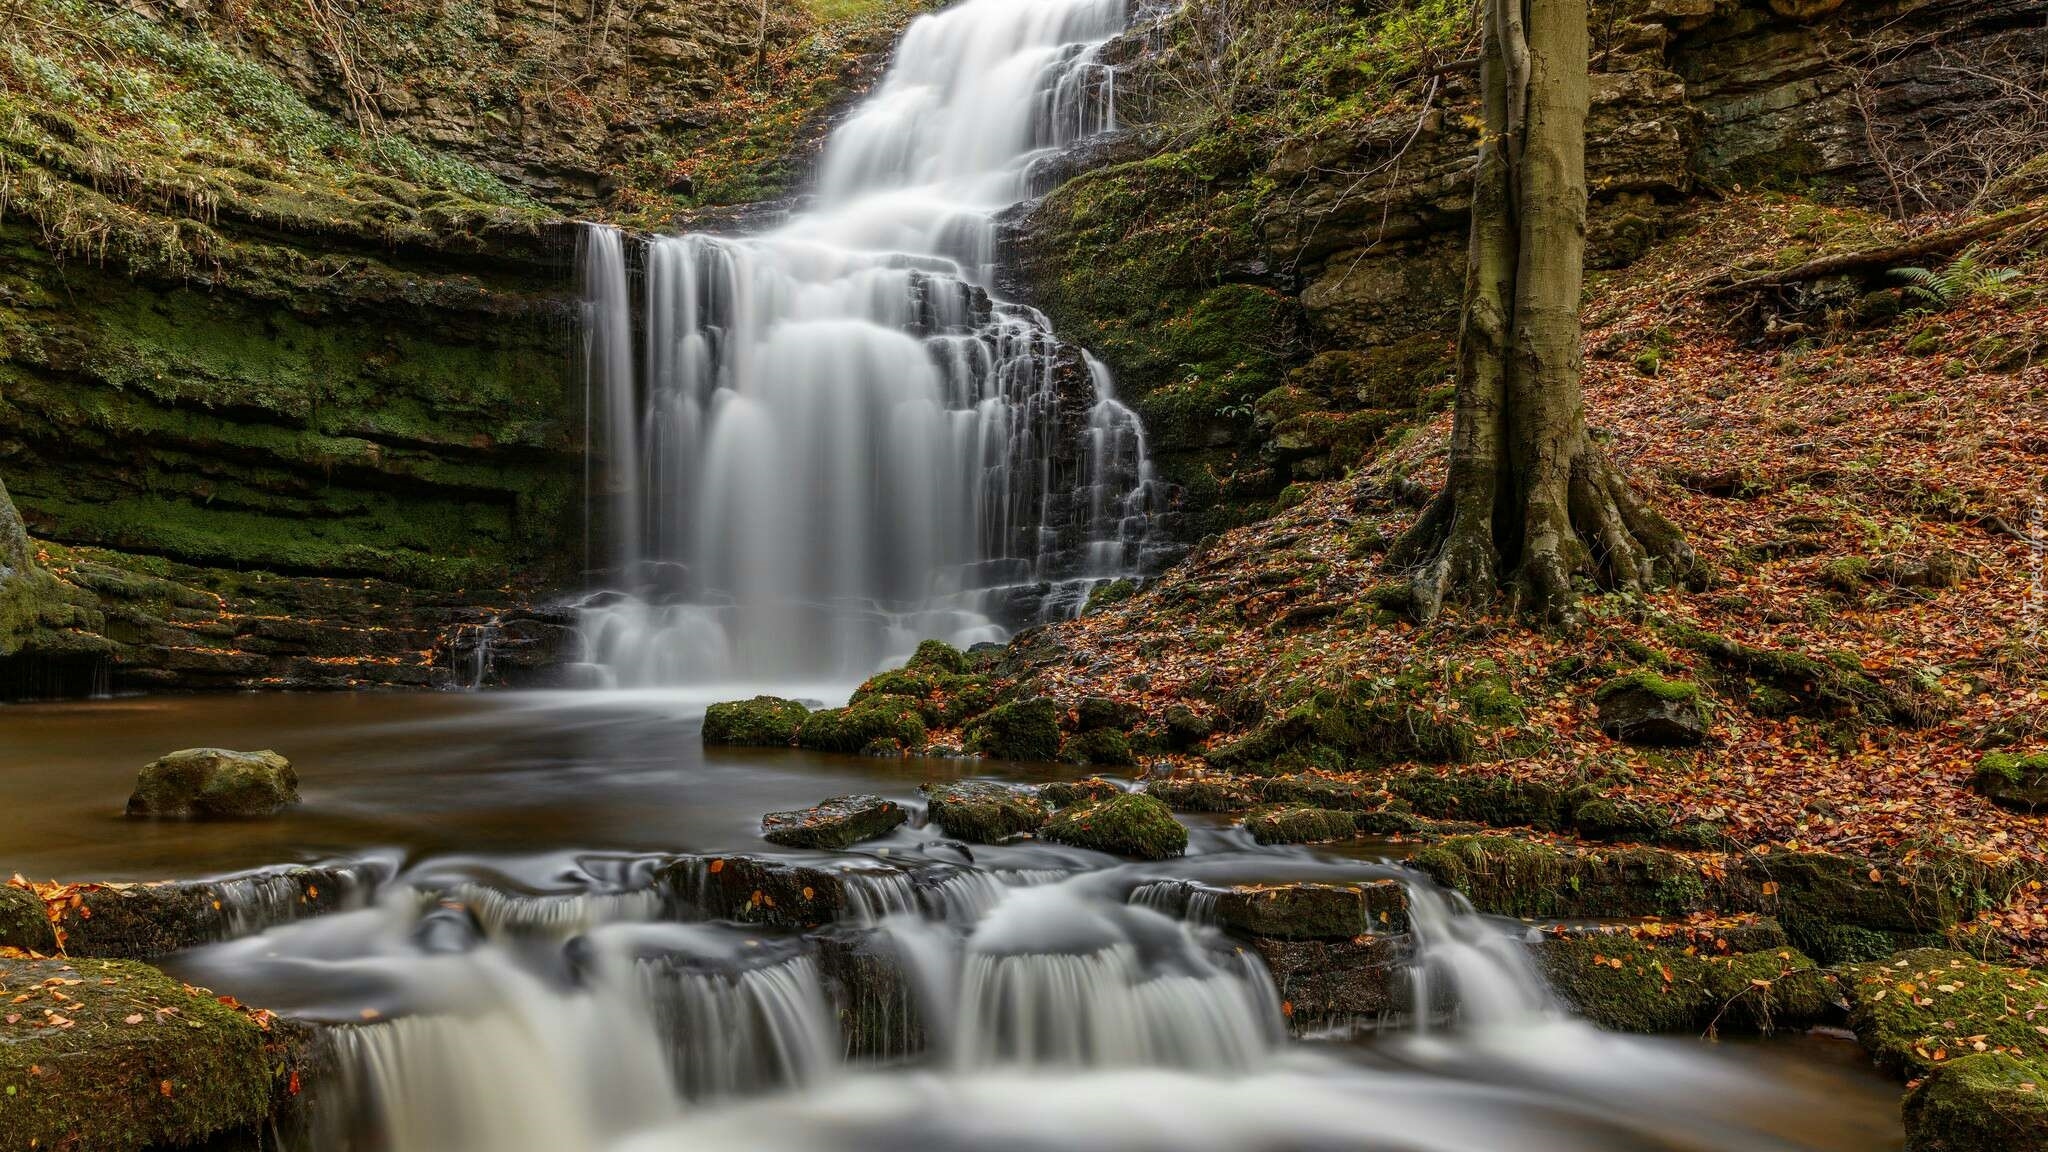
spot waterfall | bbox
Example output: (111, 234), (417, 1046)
(574, 0), (1165, 688)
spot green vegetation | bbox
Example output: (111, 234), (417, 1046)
(1412, 836), (1710, 920)
(922, 780), (1049, 843)
(1973, 750), (2048, 811)
(966, 698), (1063, 762)
(1537, 932), (1832, 1035)
(1244, 804), (1357, 844)
(0, 882), (55, 951)
(1904, 1053), (2048, 1152)
(1039, 792), (1188, 859)
(797, 698), (928, 755)
(704, 696), (812, 747)
(1145, 774), (1260, 812)
(1839, 950), (2048, 1077)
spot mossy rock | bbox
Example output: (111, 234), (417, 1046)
(1973, 751), (2048, 812)
(1062, 728), (1135, 767)
(0, 956), (277, 1151)
(1738, 851), (1960, 964)
(1, 883), (56, 952)
(1039, 793), (1187, 860)
(1162, 704), (1214, 750)
(1594, 672), (1708, 747)
(1214, 879), (1408, 939)
(1570, 794), (1676, 842)
(850, 668), (939, 707)
(1082, 579), (1138, 615)
(1536, 933), (1833, 1035)
(1074, 696), (1142, 733)
(921, 781), (1048, 843)
(1412, 836), (1710, 920)
(1256, 774), (1384, 811)
(703, 696), (811, 747)
(1838, 949), (2048, 1078)
(125, 748), (299, 820)
(760, 795), (907, 850)
(1392, 772), (1569, 830)
(906, 639), (969, 676)
(1206, 677), (1477, 775)
(1145, 774), (1260, 812)
(798, 699), (928, 755)
(965, 697), (1062, 762)
(1037, 778), (1124, 807)
(849, 665), (995, 727)
(1903, 1052), (2048, 1152)
(1244, 805), (1357, 845)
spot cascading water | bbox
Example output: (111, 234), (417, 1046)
(573, 0), (1167, 688)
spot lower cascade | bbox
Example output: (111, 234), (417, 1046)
(572, 0), (1165, 689)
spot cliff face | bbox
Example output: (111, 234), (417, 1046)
(1010, 0), (2048, 534)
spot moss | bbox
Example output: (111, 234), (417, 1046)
(1244, 804), (1357, 845)
(1214, 879), (1408, 940)
(1839, 950), (2048, 1078)
(1569, 795), (1675, 841)
(1207, 676), (1478, 776)
(966, 697), (1062, 762)
(1974, 751), (2048, 812)
(703, 696), (811, 746)
(921, 781), (1048, 843)
(1037, 778), (1124, 807)
(1256, 774), (1383, 811)
(0, 883), (56, 951)
(1741, 851), (1962, 964)
(797, 698), (928, 755)
(906, 639), (968, 675)
(0, 956), (276, 1151)
(1820, 555), (1873, 591)
(1083, 579), (1138, 615)
(761, 794), (906, 849)
(1273, 482), (1314, 512)
(1145, 774), (1260, 812)
(126, 747), (299, 820)
(1040, 793), (1188, 860)
(1392, 772), (1569, 830)
(1904, 1052), (2048, 1152)
(1537, 934), (1833, 1035)
(1663, 623), (1937, 728)
(1412, 836), (1711, 919)
(1062, 728), (1136, 767)
(1594, 670), (1700, 705)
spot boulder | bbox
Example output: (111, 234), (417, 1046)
(1903, 1052), (2048, 1152)
(1061, 728), (1135, 766)
(1214, 880), (1408, 939)
(0, 883), (56, 952)
(922, 781), (1048, 843)
(1037, 777), (1123, 807)
(797, 698), (927, 754)
(1038, 793), (1187, 859)
(965, 697), (1062, 761)
(1243, 805), (1358, 845)
(126, 748), (299, 820)
(1534, 929), (1832, 1034)
(1594, 672), (1709, 746)
(1973, 751), (2048, 812)
(702, 696), (810, 746)
(1146, 773), (1260, 812)
(761, 795), (907, 849)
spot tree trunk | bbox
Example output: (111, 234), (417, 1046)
(1391, 0), (1693, 624)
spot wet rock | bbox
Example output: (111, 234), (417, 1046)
(702, 696), (810, 746)
(1036, 777), (1124, 807)
(126, 748), (299, 820)
(1973, 751), (2048, 812)
(1534, 929), (1833, 1035)
(761, 794), (908, 850)
(1838, 949), (2048, 1079)
(55, 866), (371, 959)
(411, 899), (487, 954)
(1252, 934), (1406, 1033)
(921, 781), (1048, 843)
(798, 698), (928, 754)
(965, 697), (1062, 762)
(1145, 773), (1260, 812)
(1391, 772), (1570, 829)
(1074, 695), (1141, 732)
(1038, 793), (1187, 860)
(1903, 1052), (2048, 1152)
(1243, 805), (1357, 845)
(658, 856), (868, 929)
(813, 926), (927, 1061)
(1162, 704), (1214, 751)
(1412, 836), (1711, 920)
(1214, 880), (1408, 939)
(0, 883), (56, 952)
(1733, 851), (1961, 964)
(1594, 672), (1709, 746)
(1061, 728), (1136, 766)
(0, 955), (281, 1151)
(1256, 774), (1385, 811)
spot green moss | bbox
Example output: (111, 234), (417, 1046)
(1063, 728), (1136, 767)
(0, 956), (277, 1151)
(1904, 1052), (2048, 1152)
(1083, 579), (1138, 614)
(797, 698), (928, 754)
(1256, 774), (1384, 811)
(0, 883), (55, 951)
(1839, 950), (2048, 1078)
(1569, 795), (1675, 842)
(922, 780), (1048, 843)
(126, 747), (299, 819)
(1037, 778), (1124, 807)
(1207, 676), (1478, 775)
(1412, 836), (1711, 919)
(966, 698), (1062, 762)
(1214, 879), (1406, 940)
(1537, 934), (1832, 1035)
(1974, 751), (2048, 812)
(1145, 774), (1260, 812)
(1594, 670), (1701, 705)
(1392, 772), (1568, 829)
(704, 696), (811, 747)
(906, 639), (968, 675)
(1244, 804), (1357, 845)
(1742, 851), (1963, 964)
(1040, 793), (1187, 860)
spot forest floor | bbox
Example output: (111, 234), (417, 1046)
(1009, 192), (2048, 957)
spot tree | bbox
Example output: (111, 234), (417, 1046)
(1389, 0), (1695, 623)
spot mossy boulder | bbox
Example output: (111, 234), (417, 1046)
(1162, 704), (1214, 750)
(125, 748), (299, 819)
(1214, 880), (1408, 939)
(1039, 793), (1187, 860)
(1973, 751), (2048, 812)
(1903, 1052), (2048, 1152)
(1535, 931), (1833, 1034)
(1, 883), (56, 952)
(1412, 836), (1710, 920)
(797, 699), (928, 755)
(1570, 794), (1677, 842)
(1037, 778), (1124, 807)
(1256, 774), (1385, 811)
(1837, 949), (2048, 1078)
(1074, 695), (1142, 733)
(1737, 851), (1960, 964)
(1594, 672), (1708, 746)
(703, 696), (810, 746)
(1392, 772), (1569, 830)
(965, 698), (1062, 762)
(0, 956), (278, 1151)
(1207, 676), (1478, 776)
(760, 795), (907, 850)
(921, 781), (1048, 843)
(1244, 805), (1357, 845)
(1082, 579), (1137, 615)
(1062, 728), (1136, 766)
(1145, 774), (1260, 812)
(906, 639), (968, 675)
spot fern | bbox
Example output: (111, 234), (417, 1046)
(1890, 244), (2022, 310)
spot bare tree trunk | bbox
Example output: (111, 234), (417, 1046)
(1391, 0), (1694, 624)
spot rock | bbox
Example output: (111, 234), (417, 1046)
(1074, 695), (1140, 732)
(1534, 929), (1833, 1035)
(1903, 1052), (2048, 1152)
(797, 698), (928, 754)
(761, 794), (908, 849)
(1037, 777), (1123, 806)
(0, 955), (282, 1151)
(54, 865), (372, 959)
(1061, 728), (1135, 766)
(1243, 804), (1357, 845)
(1594, 672), (1709, 746)
(1145, 773), (1260, 812)
(921, 781), (1049, 843)
(1162, 704), (1214, 750)
(905, 638), (969, 675)
(1214, 879), (1408, 939)
(965, 697), (1062, 762)
(813, 926), (926, 1061)
(1251, 934), (1406, 1032)
(1257, 774), (1385, 811)
(1838, 949), (2048, 1078)
(1973, 751), (2048, 812)
(703, 696), (810, 746)
(658, 855), (873, 929)
(1767, 0), (1847, 20)
(126, 748), (299, 819)
(1412, 836), (1710, 920)
(0, 883), (56, 952)
(1038, 793), (1187, 859)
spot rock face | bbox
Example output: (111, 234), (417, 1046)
(126, 748), (300, 820)
(761, 795), (908, 850)
(1595, 672), (1711, 746)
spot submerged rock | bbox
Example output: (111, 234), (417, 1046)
(702, 696), (810, 746)
(125, 748), (299, 820)
(761, 795), (908, 849)
(1038, 792), (1187, 859)
(1594, 672), (1709, 746)
(921, 781), (1048, 843)
(1904, 1051), (2048, 1152)
(1973, 751), (2048, 812)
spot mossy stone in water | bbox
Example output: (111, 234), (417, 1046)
(1040, 793), (1187, 860)
(1037, 777), (1123, 807)
(1536, 933), (1832, 1034)
(966, 697), (1062, 762)
(922, 781), (1049, 843)
(1904, 1052), (2048, 1152)
(703, 696), (811, 746)
(0, 883), (56, 952)
(906, 639), (968, 675)
(126, 748), (298, 819)
(798, 699), (928, 755)
(0, 955), (276, 1151)
(1838, 949), (2048, 1078)
(1145, 774), (1259, 812)
(761, 795), (907, 850)
(1062, 728), (1135, 767)
(1244, 805), (1357, 845)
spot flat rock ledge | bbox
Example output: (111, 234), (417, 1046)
(762, 794), (908, 849)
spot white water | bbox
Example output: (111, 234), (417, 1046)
(574, 0), (1164, 688)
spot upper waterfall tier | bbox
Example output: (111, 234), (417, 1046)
(577, 0), (1163, 688)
